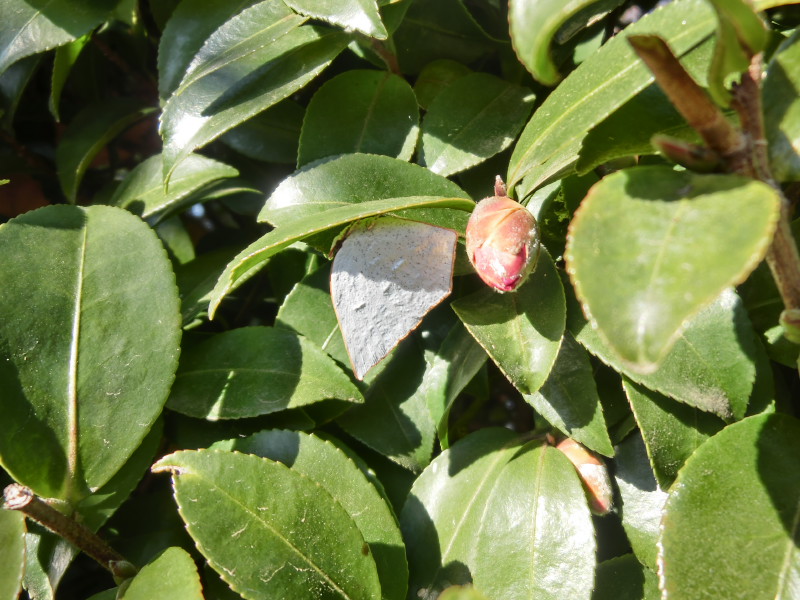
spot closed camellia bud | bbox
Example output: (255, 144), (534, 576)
(466, 176), (540, 292)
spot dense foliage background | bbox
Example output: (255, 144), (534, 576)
(1, 0), (800, 599)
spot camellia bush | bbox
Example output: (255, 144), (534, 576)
(2, 0), (800, 598)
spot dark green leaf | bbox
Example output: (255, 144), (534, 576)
(0, 0), (118, 75)
(452, 248), (565, 396)
(566, 167), (779, 372)
(401, 428), (595, 599)
(508, 0), (718, 196)
(413, 59), (471, 110)
(160, 1), (348, 182)
(49, 34), (90, 122)
(765, 29), (800, 182)
(122, 547), (203, 600)
(0, 205), (181, 501)
(614, 432), (669, 572)
(210, 195), (475, 318)
(220, 100), (304, 164)
(0, 54), (40, 129)
(153, 449), (382, 600)
(109, 153), (238, 221)
(660, 413), (800, 599)
(56, 99), (153, 203)
(525, 332), (614, 457)
(623, 379), (724, 489)
(167, 327), (363, 419)
(283, 0), (387, 39)
(0, 510), (25, 600)
(592, 555), (659, 600)
(509, 0), (625, 86)
(298, 70), (418, 166)
(420, 72), (534, 177)
(212, 430), (408, 600)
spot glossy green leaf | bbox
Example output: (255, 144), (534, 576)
(212, 429), (407, 600)
(277, 263), (350, 367)
(401, 428), (595, 600)
(566, 167), (779, 372)
(525, 332), (613, 457)
(220, 99), (304, 164)
(413, 59), (471, 110)
(337, 337), (437, 472)
(592, 555), (659, 600)
(168, 327), (363, 419)
(0, 54), (40, 129)
(614, 432), (669, 572)
(122, 547), (203, 600)
(109, 153), (238, 221)
(509, 0), (625, 86)
(420, 73), (534, 177)
(438, 586), (490, 600)
(0, 510), (25, 600)
(22, 526), (76, 600)
(260, 153), (470, 227)
(765, 29), (800, 182)
(624, 379), (724, 489)
(153, 449), (381, 600)
(49, 34), (90, 121)
(210, 195), (475, 318)
(157, 0), (260, 100)
(507, 0), (718, 196)
(283, 0), (387, 39)
(160, 1), (348, 182)
(298, 70), (418, 166)
(569, 280), (764, 420)
(0, 205), (181, 501)
(452, 248), (565, 396)
(56, 99), (152, 202)
(660, 413), (800, 599)
(0, 0), (117, 76)
(705, 0), (769, 106)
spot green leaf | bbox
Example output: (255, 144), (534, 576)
(160, 1), (348, 182)
(438, 585), (490, 600)
(157, 0), (260, 100)
(0, 205), (181, 501)
(592, 555), (659, 600)
(569, 280), (764, 421)
(623, 379), (724, 489)
(298, 70), (419, 166)
(507, 0), (718, 196)
(525, 332), (614, 457)
(420, 72), (534, 177)
(276, 263), (351, 367)
(153, 449), (382, 600)
(212, 430), (407, 600)
(259, 153), (470, 227)
(109, 153), (238, 221)
(0, 0), (118, 76)
(49, 34), (90, 122)
(765, 29), (800, 182)
(283, 0), (387, 39)
(565, 167), (779, 372)
(509, 0), (625, 86)
(413, 59), (471, 110)
(56, 99), (153, 203)
(167, 327), (363, 419)
(220, 99), (304, 164)
(176, 248), (242, 328)
(209, 195), (475, 319)
(0, 510), (25, 600)
(452, 248), (565, 396)
(0, 55), (41, 129)
(660, 413), (800, 599)
(121, 547), (203, 600)
(705, 0), (769, 106)
(614, 433), (668, 573)
(337, 337), (438, 472)
(22, 526), (76, 600)
(401, 428), (595, 600)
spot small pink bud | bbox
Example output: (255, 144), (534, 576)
(555, 438), (614, 516)
(465, 178), (539, 292)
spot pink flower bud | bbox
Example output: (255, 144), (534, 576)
(465, 179), (539, 292)
(555, 438), (614, 516)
